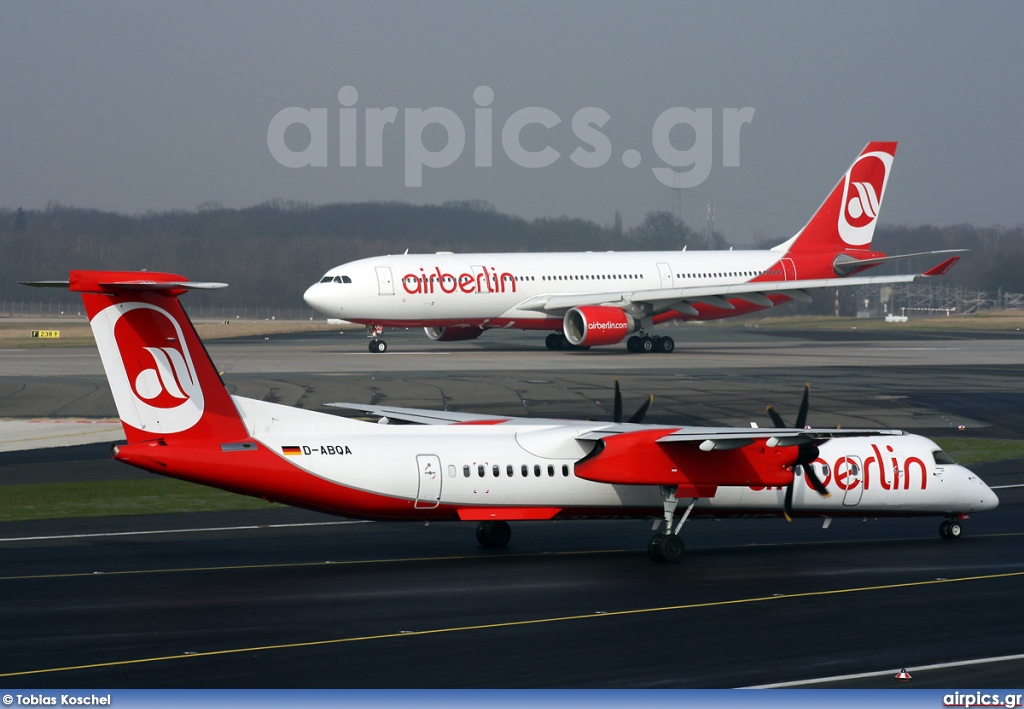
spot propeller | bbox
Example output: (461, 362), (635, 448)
(765, 383), (830, 521)
(613, 378), (653, 424)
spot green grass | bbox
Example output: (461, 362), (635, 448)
(0, 477), (280, 522)
(933, 438), (1024, 465)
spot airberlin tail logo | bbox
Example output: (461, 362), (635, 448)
(132, 346), (195, 405)
(93, 302), (205, 434)
(838, 151), (892, 246)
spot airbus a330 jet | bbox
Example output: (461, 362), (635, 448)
(304, 142), (962, 353)
(25, 270), (997, 561)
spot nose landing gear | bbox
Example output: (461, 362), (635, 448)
(939, 518), (963, 539)
(367, 325), (387, 353)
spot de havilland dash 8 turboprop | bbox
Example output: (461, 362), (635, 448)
(304, 141), (963, 353)
(25, 270), (997, 561)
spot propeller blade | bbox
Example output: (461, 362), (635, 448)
(613, 379), (623, 424)
(765, 405), (786, 429)
(783, 481), (794, 522)
(795, 383), (810, 429)
(628, 395), (653, 424)
(803, 463), (831, 498)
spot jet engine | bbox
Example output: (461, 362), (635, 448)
(424, 326), (485, 342)
(563, 306), (636, 347)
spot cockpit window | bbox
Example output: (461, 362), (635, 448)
(321, 275), (353, 284)
(319, 276), (333, 283)
(933, 450), (956, 465)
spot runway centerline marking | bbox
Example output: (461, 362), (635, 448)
(2, 569), (1023, 679)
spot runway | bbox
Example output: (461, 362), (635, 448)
(1, 325), (1023, 688)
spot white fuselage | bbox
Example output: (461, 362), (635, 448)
(234, 397), (998, 519)
(303, 251), (791, 327)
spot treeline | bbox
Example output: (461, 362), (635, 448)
(1, 201), (1021, 309)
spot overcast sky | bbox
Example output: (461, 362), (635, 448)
(2, 1), (1021, 244)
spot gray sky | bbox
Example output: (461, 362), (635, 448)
(2, 1), (1021, 244)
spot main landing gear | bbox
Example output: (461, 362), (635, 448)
(367, 325), (387, 353)
(649, 487), (698, 563)
(939, 518), (964, 539)
(545, 333), (590, 351)
(476, 520), (512, 548)
(626, 334), (674, 354)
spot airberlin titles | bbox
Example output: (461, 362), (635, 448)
(401, 265), (517, 295)
(757, 444), (930, 493)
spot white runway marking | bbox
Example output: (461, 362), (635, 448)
(746, 652), (1024, 687)
(0, 520), (370, 543)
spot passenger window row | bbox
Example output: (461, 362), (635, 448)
(461, 463), (572, 478)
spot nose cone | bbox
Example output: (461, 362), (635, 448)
(962, 466), (1000, 512)
(978, 479), (1000, 511)
(303, 283), (334, 315)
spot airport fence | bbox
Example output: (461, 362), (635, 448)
(852, 284), (1024, 317)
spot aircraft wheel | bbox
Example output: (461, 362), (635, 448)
(648, 533), (665, 561)
(940, 520), (963, 539)
(559, 334), (571, 349)
(545, 333), (561, 350)
(656, 533), (684, 563)
(627, 336), (640, 353)
(640, 337), (655, 354)
(658, 336), (675, 354)
(476, 520), (512, 548)
(369, 340), (387, 353)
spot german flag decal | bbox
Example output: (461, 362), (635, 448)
(282, 446), (303, 456)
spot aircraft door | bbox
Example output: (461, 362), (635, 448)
(656, 262), (674, 289)
(840, 455), (864, 506)
(375, 267), (394, 296)
(415, 454), (442, 509)
(781, 258), (796, 281)
(470, 265), (490, 293)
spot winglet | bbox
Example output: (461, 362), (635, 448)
(922, 256), (960, 277)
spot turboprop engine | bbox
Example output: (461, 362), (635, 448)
(424, 326), (485, 342)
(563, 306), (637, 347)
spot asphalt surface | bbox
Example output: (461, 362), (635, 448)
(1, 326), (1023, 688)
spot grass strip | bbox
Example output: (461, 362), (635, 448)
(932, 438), (1024, 465)
(0, 477), (278, 522)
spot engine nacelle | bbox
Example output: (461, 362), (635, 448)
(424, 326), (485, 342)
(563, 306), (636, 347)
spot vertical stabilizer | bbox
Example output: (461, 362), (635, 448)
(70, 270), (247, 444)
(773, 142), (897, 256)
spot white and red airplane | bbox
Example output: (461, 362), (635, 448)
(304, 141), (963, 353)
(25, 269), (997, 561)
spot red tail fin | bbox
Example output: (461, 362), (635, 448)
(71, 270), (247, 444)
(776, 142), (897, 256)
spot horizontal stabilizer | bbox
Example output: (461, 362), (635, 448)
(833, 249), (967, 276)
(22, 271), (227, 293)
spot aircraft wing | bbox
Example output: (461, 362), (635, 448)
(577, 426), (904, 449)
(325, 402), (511, 425)
(512, 257), (960, 319)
